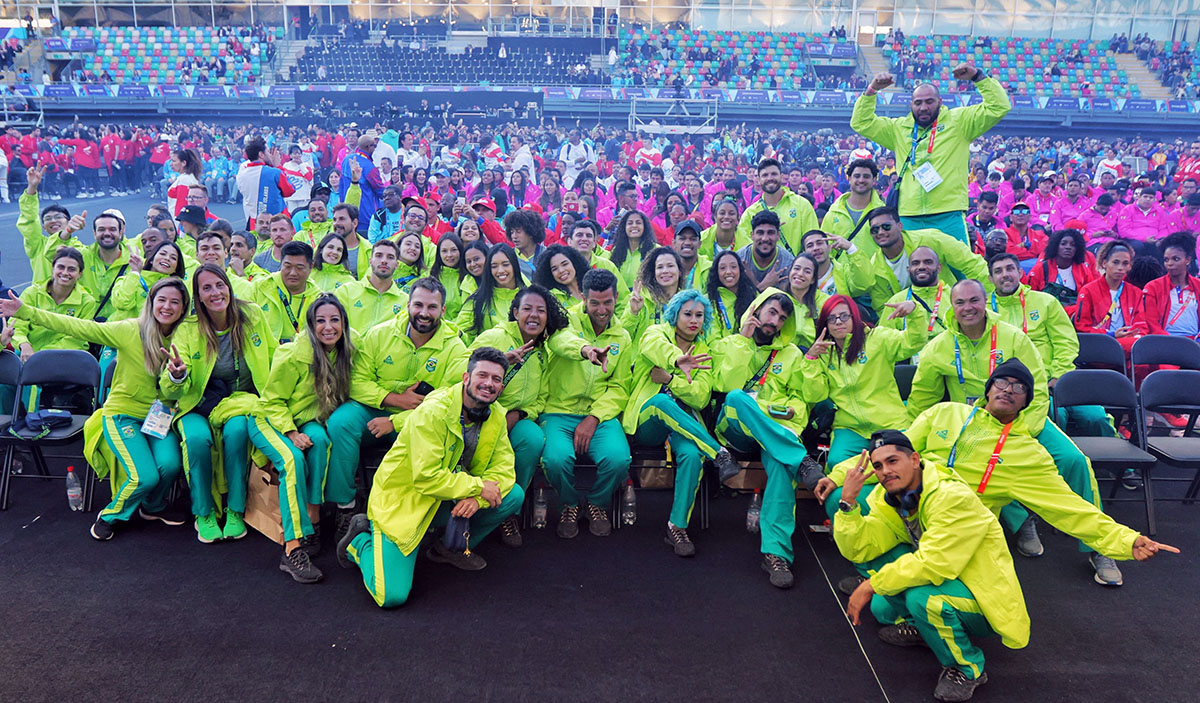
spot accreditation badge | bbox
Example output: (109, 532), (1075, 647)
(913, 162), (943, 192)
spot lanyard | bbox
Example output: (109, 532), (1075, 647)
(944, 405), (1013, 494)
(277, 287), (305, 332)
(139, 275), (149, 294)
(743, 349), (778, 392)
(953, 325), (998, 385)
(912, 282), (944, 333)
(908, 119), (937, 165)
(1100, 283), (1124, 331)
(717, 297), (731, 330)
(1167, 285), (1196, 327)
(990, 290), (1028, 333)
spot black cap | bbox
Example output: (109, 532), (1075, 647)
(869, 430), (915, 455)
(985, 358), (1036, 409)
(673, 219), (702, 237)
(177, 205), (207, 226)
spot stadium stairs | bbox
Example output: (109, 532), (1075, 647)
(1116, 53), (1174, 100)
(859, 44), (888, 80)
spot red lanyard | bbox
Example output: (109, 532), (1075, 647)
(976, 422), (1013, 495)
(1167, 286), (1196, 327)
(1017, 291), (1027, 334)
(758, 349), (778, 386)
(988, 325), (999, 375)
(927, 282), (944, 333)
(926, 120), (938, 154)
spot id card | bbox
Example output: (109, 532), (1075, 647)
(965, 396), (979, 406)
(141, 400), (175, 439)
(913, 162), (943, 192)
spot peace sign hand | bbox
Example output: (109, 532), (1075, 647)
(840, 450), (875, 505)
(161, 344), (187, 378)
(806, 328), (836, 359)
(629, 280), (645, 315)
(674, 345), (713, 384)
(504, 339), (536, 367)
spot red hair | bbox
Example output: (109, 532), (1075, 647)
(815, 294), (866, 364)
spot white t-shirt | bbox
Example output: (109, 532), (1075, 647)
(886, 252), (911, 290)
(1055, 265), (1076, 291)
(1108, 289), (1124, 334)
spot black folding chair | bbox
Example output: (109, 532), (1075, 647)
(1139, 370), (1200, 505)
(0, 351), (21, 491)
(1130, 334), (1200, 370)
(1053, 369), (1159, 534)
(0, 350), (100, 511)
(1075, 333), (1127, 374)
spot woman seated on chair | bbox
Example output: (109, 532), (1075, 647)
(1074, 240), (1148, 357)
(1142, 231), (1200, 338)
(109, 239), (186, 322)
(0, 277), (188, 542)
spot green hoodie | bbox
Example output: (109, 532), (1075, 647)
(253, 271), (321, 344)
(78, 241), (132, 321)
(350, 313), (469, 430)
(470, 321), (556, 420)
(109, 270), (172, 322)
(710, 287), (808, 435)
(799, 317), (928, 436)
(11, 282), (97, 353)
(542, 309), (632, 422)
(850, 77), (1011, 217)
(879, 281), (953, 337)
(822, 190), (885, 241)
(700, 224), (750, 260)
(334, 278), (409, 335)
(454, 285), (519, 345)
(988, 284), (1077, 380)
(907, 311), (1048, 431)
(367, 383), (515, 556)
(621, 322), (714, 435)
(834, 459), (1030, 650)
(848, 227), (989, 314)
(18, 191), (85, 284)
(261, 332), (363, 434)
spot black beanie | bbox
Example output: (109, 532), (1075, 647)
(985, 358), (1035, 409)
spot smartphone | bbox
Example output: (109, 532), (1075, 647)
(414, 381), (435, 396)
(767, 404), (791, 419)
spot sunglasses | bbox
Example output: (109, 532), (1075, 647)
(869, 222), (895, 234)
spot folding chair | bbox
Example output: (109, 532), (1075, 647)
(1130, 334), (1200, 370)
(1053, 369), (1159, 534)
(0, 350), (100, 511)
(1074, 333), (1127, 374)
(0, 351), (20, 485)
(1139, 370), (1200, 506)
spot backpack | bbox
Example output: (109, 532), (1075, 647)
(10, 408), (74, 440)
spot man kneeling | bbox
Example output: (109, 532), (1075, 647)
(336, 347), (524, 608)
(836, 431), (1028, 702)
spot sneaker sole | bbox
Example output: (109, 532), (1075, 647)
(589, 524), (612, 537)
(426, 546), (487, 571)
(664, 537), (695, 557)
(1016, 544), (1044, 558)
(139, 509), (187, 527)
(279, 562), (323, 584)
(223, 529), (248, 540)
(761, 561), (794, 589)
(1093, 572), (1124, 587)
(195, 523), (222, 544)
(90, 523), (113, 541)
(336, 515), (370, 569)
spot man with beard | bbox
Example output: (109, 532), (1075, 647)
(712, 289), (821, 589)
(673, 220), (710, 290)
(78, 210), (132, 321)
(851, 63), (1011, 245)
(295, 198), (332, 249)
(880, 246), (951, 337)
(253, 240), (321, 344)
(330, 203), (370, 279)
(19, 164), (85, 283)
(334, 239), (409, 334)
(801, 229), (871, 297)
(739, 211), (795, 292)
(736, 158), (819, 255)
(337, 346), (523, 607)
(966, 192), (1000, 255)
(325, 277), (469, 543)
(823, 158), (885, 241)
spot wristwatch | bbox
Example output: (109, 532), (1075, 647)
(838, 500), (855, 513)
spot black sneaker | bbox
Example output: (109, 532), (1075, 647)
(336, 514), (370, 569)
(714, 447), (741, 482)
(799, 455), (826, 490)
(90, 516), (114, 541)
(585, 503), (612, 536)
(837, 574), (865, 595)
(1121, 468), (1142, 491)
(280, 548), (324, 584)
(933, 667), (987, 702)
(879, 623), (930, 648)
(333, 507), (357, 545)
(761, 554), (794, 589)
(664, 523), (696, 557)
(299, 523), (322, 558)
(426, 540), (488, 571)
(556, 505), (580, 539)
(138, 506), (188, 526)
(499, 515), (522, 548)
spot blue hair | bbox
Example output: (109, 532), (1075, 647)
(662, 289), (713, 338)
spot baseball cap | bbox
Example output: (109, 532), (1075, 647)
(177, 205), (207, 226)
(472, 197), (497, 212)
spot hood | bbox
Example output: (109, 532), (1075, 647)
(738, 287), (797, 348)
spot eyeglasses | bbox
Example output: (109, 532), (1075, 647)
(827, 313), (853, 324)
(992, 378), (1028, 395)
(869, 223), (895, 234)
(41, 213), (67, 223)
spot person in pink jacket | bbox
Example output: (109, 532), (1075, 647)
(1079, 194), (1121, 250)
(1028, 171), (1059, 227)
(1164, 193), (1200, 238)
(1116, 188), (1168, 251)
(997, 178), (1031, 219)
(1050, 176), (1095, 229)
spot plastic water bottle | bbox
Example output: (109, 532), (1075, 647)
(746, 489), (762, 533)
(65, 466), (83, 511)
(532, 487), (548, 529)
(621, 480), (637, 525)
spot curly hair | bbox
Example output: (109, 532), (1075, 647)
(508, 284), (569, 347)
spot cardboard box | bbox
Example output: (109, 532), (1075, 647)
(244, 463), (284, 545)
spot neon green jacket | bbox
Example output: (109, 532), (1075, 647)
(588, 255), (632, 301)
(880, 282), (953, 338)
(905, 401), (1139, 559)
(261, 333), (363, 434)
(367, 383), (516, 556)
(471, 321), (554, 420)
(786, 289), (830, 349)
(800, 319), (928, 436)
(350, 313), (469, 430)
(78, 242), (133, 321)
(311, 264), (356, 293)
(11, 283), (97, 353)
(611, 249), (645, 290)
(18, 191), (85, 284)
(700, 225), (749, 260)
(823, 190), (885, 240)
(542, 309), (632, 422)
(252, 272), (321, 344)
(711, 288), (809, 435)
(988, 284), (1077, 380)
(680, 255), (712, 292)
(735, 191), (818, 255)
(848, 228), (989, 314)
(294, 220), (333, 250)
(454, 286), (519, 345)
(907, 312), (1049, 431)
(233, 261), (271, 286)
(109, 270), (173, 322)
(834, 460), (1030, 649)
(158, 305), (277, 418)
(621, 322), (714, 435)
(850, 77), (1011, 217)
(618, 292), (670, 352)
(334, 278), (409, 335)
(815, 251), (875, 299)
(437, 268), (467, 319)
(707, 287), (742, 341)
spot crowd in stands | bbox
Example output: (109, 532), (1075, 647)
(2, 62), (1193, 703)
(1143, 39), (1199, 99)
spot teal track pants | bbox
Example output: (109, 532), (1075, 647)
(872, 578), (996, 681)
(716, 390), (807, 562)
(98, 413), (182, 525)
(631, 419), (703, 529)
(325, 401), (394, 506)
(539, 413), (630, 508)
(178, 412), (244, 517)
(240, 415), (313, 542)
(294, 420), (331, 506)
(998, 418), (1103, 553)
(510, 418), (545, 494)
(827, 429), (872, 472)
(901, 212), (969, 247)
(347, 485), (525, 608)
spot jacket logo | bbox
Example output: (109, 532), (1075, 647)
(354, 301), (364, 308)
(192, 352), (202, 360)
(857, 352), (868, 364)
(788, 209), (797, 218)
(992, 350), (1004, 364)
(251, 333), (262, 347)
(393, 304), (402, 314)
(261, 303), (269, 312)
(1029, 310), (1040, 321)
(610, 343), (620, 356)
(426, 358), (438, 372)
(121, 425), (137, 438)
(771, 363), (783, 374)
(936, 429), (948, 440)
(66, 308), (77, 316)
(383, 355), (393, 365)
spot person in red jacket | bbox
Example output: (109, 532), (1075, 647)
(1074, 240), (1147, 357)
(471, 197), (508, 244)
(58, 129), (103, 198)
(1142, 231), (1200, 338)
(55, 144), (77, 198)
(1004, 203), (1049, 268)
(1024, 228), (1098, 317)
